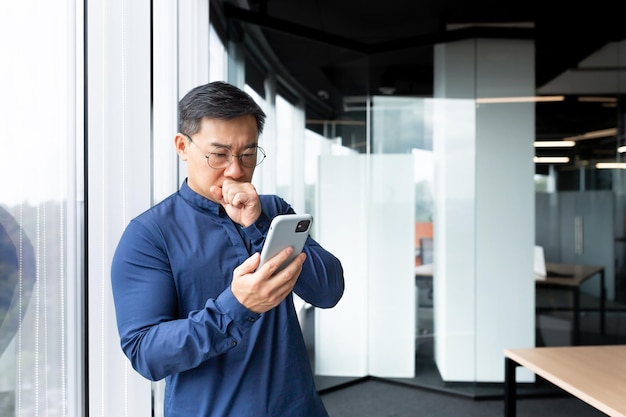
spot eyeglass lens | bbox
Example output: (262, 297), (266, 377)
(207, 146), (265, 169)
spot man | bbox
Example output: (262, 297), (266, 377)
(111, 81), (344, 417)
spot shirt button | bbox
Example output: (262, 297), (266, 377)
(248, 316), (256, 322)
(230, 341), (237, 347)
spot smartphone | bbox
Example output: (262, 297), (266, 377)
(259, 214), (313, 273)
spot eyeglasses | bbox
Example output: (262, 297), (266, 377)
(183, 133), (266, 169)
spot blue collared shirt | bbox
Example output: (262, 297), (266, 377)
(111, 180), (344, 417)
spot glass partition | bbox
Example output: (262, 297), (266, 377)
(306, 94), (439, 391)
(534, 42), (626, 346)
(310, 38), (538, 396)
(371, 95), (436, 380)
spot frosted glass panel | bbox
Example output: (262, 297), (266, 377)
(315, 154), (415, 377)
(367, 156), (416, 377)
(315, 156), (368, 376)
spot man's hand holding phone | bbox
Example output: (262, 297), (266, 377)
(231, 214), (313, 313)
(231, 247), (306, 314)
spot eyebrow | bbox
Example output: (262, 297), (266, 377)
(209, 142), (258, 150)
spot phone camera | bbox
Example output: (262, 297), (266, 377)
(295, 220), (311, 232)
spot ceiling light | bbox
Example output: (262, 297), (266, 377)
(378, 86), (396, 95)
(534, 156), (570, 164)
(476, 96), (564, 104)
(447, 22), (535, 30)
(306, 119), (365, 126)
(534, 141), (576, 148)
(565, 128), (617, 141)
(577, 96), (618, 103)
(596, 162), (626, 169)
(317, 90), (329, 100)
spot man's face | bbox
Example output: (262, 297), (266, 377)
(175, 115), (259, 202)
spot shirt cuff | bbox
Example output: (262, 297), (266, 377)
(215, 286), (261, 331)
(241, 211), (271, 251)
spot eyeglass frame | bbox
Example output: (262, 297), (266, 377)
(182, 133), (266, 169)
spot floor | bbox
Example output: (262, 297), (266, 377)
(320, 378), (608, 417)
(309, 288), (626, 399)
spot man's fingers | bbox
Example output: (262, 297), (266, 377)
(273, 253), (306, 287)
(232, 251), (305, 313)
(235, 252), (260, 277)
(220, 180), (257, 205)
(258, 246), (295, 275)
(209, 185), (224, 202)
(265, 252), (306, 284)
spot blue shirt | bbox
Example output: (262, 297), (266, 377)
(111, 180), (344, 417)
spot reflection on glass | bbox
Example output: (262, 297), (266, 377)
(0, 206), (36, 356)
(372, 96), (436, 375)
(0, 2), (76, 416)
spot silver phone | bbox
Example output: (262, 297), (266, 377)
(259, 214), (313, 273)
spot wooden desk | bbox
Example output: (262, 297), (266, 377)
(416, 262), (606, 344)
(536, 263), (605, 345)
(414, 263), (433, 277)
(504, 345), (626, 417)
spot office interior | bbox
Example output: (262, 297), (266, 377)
(2, 1), (626, 415)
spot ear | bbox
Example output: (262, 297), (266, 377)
(174, 133), (189, 161)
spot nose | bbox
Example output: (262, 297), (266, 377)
(223, 156), (245, 179)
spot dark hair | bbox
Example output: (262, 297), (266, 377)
(178, 81), (266, 136)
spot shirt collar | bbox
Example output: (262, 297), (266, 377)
(179, 179), (224, 215)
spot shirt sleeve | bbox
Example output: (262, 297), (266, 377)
(110, 219), (260, 381)
(241, 202), (345, 310)
(295, 236), (345, 308)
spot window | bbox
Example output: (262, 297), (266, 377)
(0, 1), (83, 416)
